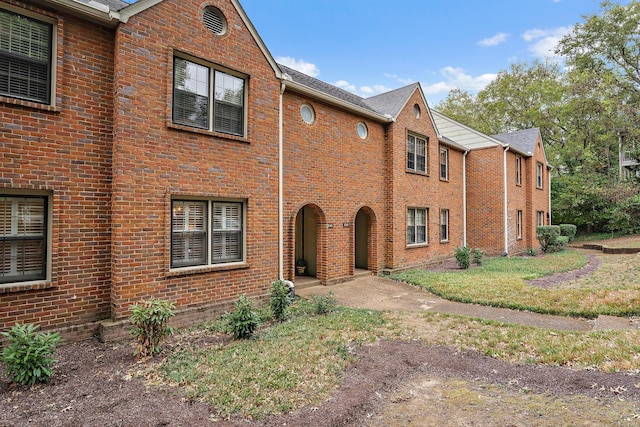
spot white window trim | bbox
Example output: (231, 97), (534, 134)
(407, 207), (428, 246)
(440, 146), (449, 180)
(516, 155), (522, 186)
(516, 210), (523, 240)
(536, 162), (544, 189)
(440, 209), (449, 242)
(407, 133), (427, 174)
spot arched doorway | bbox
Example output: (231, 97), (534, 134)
(295, 205), (318, 277)
(354, 208), (369, 270)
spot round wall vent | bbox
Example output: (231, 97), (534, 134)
(203, 6), (227, 35)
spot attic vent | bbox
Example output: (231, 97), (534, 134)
(203, 6), (226, 35)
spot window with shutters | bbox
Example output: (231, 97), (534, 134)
(171, 199), (244, 268)
(407, 134), (427, 173)
(172, 55), (246, 136)
(407, 207), (427, 246)
(0, 195), (47, 284)
(0, 8), (53, 104)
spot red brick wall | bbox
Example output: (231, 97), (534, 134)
(507, 151), (527, 253)
(109, 0), (280, 320)
(0, 2), (114, 336)
(466, 146), (505, 255)
(282, 92), (387, 284)
(387, 93), (465, 269)
(528, 134), (550, 247)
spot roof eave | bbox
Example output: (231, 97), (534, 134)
(283, 79), (391, 123)
(34, 0), (121, 26)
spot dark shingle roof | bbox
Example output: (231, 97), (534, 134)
(364, 83), (419, 118)
(279, 64), (378, 114)
(492, 128), (540, 155)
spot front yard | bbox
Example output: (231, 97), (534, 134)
(3, 242), (640, 426)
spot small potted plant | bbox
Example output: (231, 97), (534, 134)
(295, 258), (307, 275)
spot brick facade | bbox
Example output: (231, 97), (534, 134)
(1, 0), (551, 342)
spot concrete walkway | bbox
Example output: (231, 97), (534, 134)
(296, 275), (636, 331)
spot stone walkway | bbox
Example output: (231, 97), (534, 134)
(296, 274), (636, 331)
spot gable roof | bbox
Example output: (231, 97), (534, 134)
(365, 83), (419, 118)
(492, 128), (540, 156)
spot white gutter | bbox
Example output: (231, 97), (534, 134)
(278, 83), (285, 280)
(41, 0), (121, 24)
(462, 150), (468, 247)
(503, 146), (509, 255)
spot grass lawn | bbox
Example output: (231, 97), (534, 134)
(392, 250), (640, 318)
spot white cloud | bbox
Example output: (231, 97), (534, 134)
(521, 27), (572, 59)
(383, 73), (414, 85)
(334, 80), (357, 92)
(276, 56), (320, 77)
(422, 66), (497, 95)
(477, 32), (509, 47)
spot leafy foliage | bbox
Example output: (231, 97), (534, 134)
(454, 246), (472, 269)
(130, 298), (175, 358)
(224, 295), (260, 339)
(270, 280), (292, 322)
(310, 292), (338, 315)
(472, 248), (484, 266)
(1, 323), (61, 385)
(537, 226), (561, 253)
(559, 224), (577, 242)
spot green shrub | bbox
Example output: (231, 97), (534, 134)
(559, 224), (577, 242)
(472, 248), (484, 266)
(270, 280), (292, 322)
(224, 295), (260, 339)
(1, 323), (61, 385)
(310, 292), (338, 315)
(537, 225), (561, 253)
(130, 298), (175, 358)
(552, 235), (570, 252)
(454, 246), (472, 269)
(525, 247), (537, 257)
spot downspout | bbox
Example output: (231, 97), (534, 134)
(462, 150), (468, 247)
(548, 167), (552, 225)
(278, 82), (285, 280)
(503, 146), (509, 255)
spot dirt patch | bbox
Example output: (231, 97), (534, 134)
(526, 253), (601, 288)
(2, 338), (640, 426)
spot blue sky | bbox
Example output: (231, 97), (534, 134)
(239, 0), (627, 105)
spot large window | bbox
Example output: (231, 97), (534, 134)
(1, 195), (47, 284)
(536, 162), (543, 189)
(440, 209), (449, 242)
(173, 56), (245, 136)
(407, 208), (427, 245)
(439, 146), (449, 180)
(515, 155), (522, 186)
(407, 134), (426, 173)
(0, 9), (53, 104)
(171, 199), (244, 268)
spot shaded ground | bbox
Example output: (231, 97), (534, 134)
(2, 250), (640, 426)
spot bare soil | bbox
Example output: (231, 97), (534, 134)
(2, 334), (640, 426)
(2, 254), (640, 426)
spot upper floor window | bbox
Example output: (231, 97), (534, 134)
(0, 9), (53, 104)
(171, 199), (244, 268)
(1, 195), (47, 284)
(536, 162), (543, 189)
(515, 155), (522, 186)
(173, 56), (246, 136)
(407, 134), (426, 173)
(407, 207), (427, 245)
(440, 146), (449, 180)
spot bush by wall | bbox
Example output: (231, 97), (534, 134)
(537, 225), (561, 253)
(559, 224), (577, 242)
(1, 323), (61, 385)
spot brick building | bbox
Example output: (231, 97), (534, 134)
(1, 0), (550, 341)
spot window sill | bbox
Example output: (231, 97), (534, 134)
(167, 122), (250, 144)
(0, 96), (61, 113)
(439, 178), (449, 182)
(406, 169), (429, 176)
(406, 243), (429, 249)
(167, 262), (250, 277)
(0, 280), (54, 294)
(440, 240), (450, 244)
